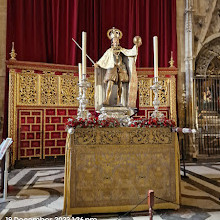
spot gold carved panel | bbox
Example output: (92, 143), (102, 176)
(15, 72), (95, 107)
(21, 70), (35, 74)
(42, 71), (55, 74)
(86, 77), (95, 107)
(14, 69), (173, 110)
(17, 74), (38, 105)
(153, 79), (169, 106)
(41, 75), (58, 105)
(170, 76), (177, 122)
(73, 128), (172, 145)
(138, 77), (170, 107)
(60, 76), (78, 106)
(8, 69), (17, 165)
(138, 78), (152, 107)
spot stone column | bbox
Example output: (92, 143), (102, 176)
(0, 0), (7, 138)
(176, 0), (186, 129)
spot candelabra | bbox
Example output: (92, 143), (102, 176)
(150, 77), (164, 118)
(9, 42), (17, 60)
(77, 75), (91, 119)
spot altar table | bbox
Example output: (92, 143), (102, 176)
(63, 127), (180, 215)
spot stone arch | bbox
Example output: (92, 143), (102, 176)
(195, 37), (220, 76)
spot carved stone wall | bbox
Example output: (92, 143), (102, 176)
(195, 37), (220, 75)
(176, 0), (220, 158)
(193, 0), (220, 81)
(194, 0), (220, 56)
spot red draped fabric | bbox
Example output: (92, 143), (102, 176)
(3, 0), (177, 138)
(6, 0), (177, 66)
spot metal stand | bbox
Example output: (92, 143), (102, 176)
(0, 149), (11, 203)
(148, 190), (154, 220)
(77, 75), (91, 120)
(150, 78), (164, 118)
(1, 157), (5, 193)
(181, 138), (188, 178)
(181, 87), (188, 179)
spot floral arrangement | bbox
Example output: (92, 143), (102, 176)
(65, 117), (120, 129)
(128, 117), (176, 128)
(65, 116), (175, 129)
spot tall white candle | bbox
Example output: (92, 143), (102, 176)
(153, 36), (159, 80)
(78, 63), (82, 94)
(78, 63), (82, 83)
(82, 32), (87, 79)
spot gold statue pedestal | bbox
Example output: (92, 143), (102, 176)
(98, 106), (133, 123)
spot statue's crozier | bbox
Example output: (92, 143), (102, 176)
(95, 27), (141, 118)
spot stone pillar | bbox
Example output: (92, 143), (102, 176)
(0, 0), (7, 138)
(176, 0), (186, 129)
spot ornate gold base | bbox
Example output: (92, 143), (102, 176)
(63, 127), (180, 215)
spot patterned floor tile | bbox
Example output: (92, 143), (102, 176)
(0, 163), (219, 219)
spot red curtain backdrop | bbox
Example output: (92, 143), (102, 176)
(6, 0), (177, 66)
(3, 0), (177, 138)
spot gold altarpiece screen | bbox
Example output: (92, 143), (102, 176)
(6, 60), (177, 165)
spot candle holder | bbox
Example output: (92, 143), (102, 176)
(77, 74), (91, 119)
(9, 42), (17, 60)
(150, 77), (164, 119)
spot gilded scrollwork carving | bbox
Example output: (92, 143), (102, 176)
(60, 76), (78, 106)
(74, 128), (172, 146)
(18, 74), (38, 105)
(129, 128), (172, 144)
(8, 69), (17, 165)
(170, 76), (177, 123)
(96, 130), (121, 145)
(152, 129), (172, 144)
(41, 75), (58, 105)
(138, 78), (151, 107)
(153, 79), (169, 106)
(21, 70), (35, 74)
(42, 71), (55, 74)
(86, 77), (95, 107)
(129, 129), (151, 144)
(73, 129), (95, 145)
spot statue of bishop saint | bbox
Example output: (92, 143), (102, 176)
(94, 27), (142, 116)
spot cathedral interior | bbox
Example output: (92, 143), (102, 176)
(0, 0), (220, 219)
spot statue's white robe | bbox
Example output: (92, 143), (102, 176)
(97, 46), (137, 69)
(95, 45), (138, 112)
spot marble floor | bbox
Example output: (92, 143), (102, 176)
(0, 162), (220, 220)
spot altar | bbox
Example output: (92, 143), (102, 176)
(63, 127), (180, 215)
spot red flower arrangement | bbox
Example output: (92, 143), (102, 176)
(65, 116), (175, 129)
(65, 117), (120, 129)
(128, 117), (176, 128)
